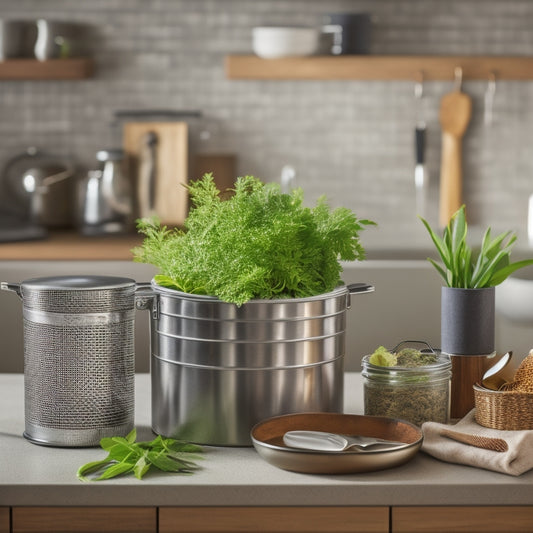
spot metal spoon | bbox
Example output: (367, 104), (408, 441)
(283, 430), (407, 452)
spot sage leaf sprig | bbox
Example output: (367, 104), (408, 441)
(420, 205), (533, 288)
(77, 429), (203, 482)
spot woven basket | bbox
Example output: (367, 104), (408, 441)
(474, 383), (533, 430)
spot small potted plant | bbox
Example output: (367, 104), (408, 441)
(420, 205), (533, 356)
(420, 205), (533, 417)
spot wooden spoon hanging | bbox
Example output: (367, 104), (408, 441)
(439, 69), (472, 227)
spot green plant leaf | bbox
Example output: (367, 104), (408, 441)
(489, 259), (533, 286)
(427, 258), (449, 285)
(133, 453), (151, 480)
(418, 216), (452, 269)
(76, 458), (113, 482)
(96, 461), (135, 480)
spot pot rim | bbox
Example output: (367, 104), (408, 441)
(150, 278), (350, 304)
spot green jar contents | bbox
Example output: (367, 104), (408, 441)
(361, 343), (452, 427)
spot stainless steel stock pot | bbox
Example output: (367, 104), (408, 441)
(137, 281), (374, 446)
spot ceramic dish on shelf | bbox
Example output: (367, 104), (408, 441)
(251, 412), (423, 474)
(252, 26), (319, 59)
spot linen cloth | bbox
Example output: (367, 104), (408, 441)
(422, 409), (533, 476)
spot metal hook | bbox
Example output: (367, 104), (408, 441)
(453, 66), (463, 91)
(484, 71), (497, 126)
(414, 71), (424, 100)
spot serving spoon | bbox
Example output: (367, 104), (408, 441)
(283, 430), (408, 452)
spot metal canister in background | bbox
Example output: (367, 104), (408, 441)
(1, 275), (137, 447)
(361, 342), (452, 426)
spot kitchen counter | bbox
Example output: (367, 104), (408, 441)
(1, 373), (533, 508)
(0, 231), (142, 260)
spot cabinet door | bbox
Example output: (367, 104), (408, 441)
(0, 507), (9, 533)
(159, 506), (389, 533)
(12, 507), (156, 533)
(393, 506), (533, 533)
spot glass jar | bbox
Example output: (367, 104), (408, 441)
(361, 350), (452, 426)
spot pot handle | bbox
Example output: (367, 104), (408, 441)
(1, 282), (22, 298)
(346, 282), (374, 309)
(134, 282), (158, 319)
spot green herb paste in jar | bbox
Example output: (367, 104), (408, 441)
(361, 350), (452, 427)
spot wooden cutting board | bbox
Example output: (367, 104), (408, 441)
(123, 121), (189, 226)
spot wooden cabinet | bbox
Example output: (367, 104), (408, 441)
(11, 507), (156, 533)
(392, 506), (533, 533)
(159, 507), (389, 533)
(0, 507), (9, 533)
(7, 505), (533, 532)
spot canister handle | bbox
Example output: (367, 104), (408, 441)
(0, 282), (22, 298)
(346, 282), (374, 308)
(134, 282), (158, 319)
(392, 340), (436, 354)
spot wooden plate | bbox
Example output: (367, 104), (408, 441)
(251, 412), (423, 474)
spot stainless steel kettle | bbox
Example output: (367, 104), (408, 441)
(79, 149), (133, 235)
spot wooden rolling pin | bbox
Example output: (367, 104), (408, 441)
(439, 68), (472, 227)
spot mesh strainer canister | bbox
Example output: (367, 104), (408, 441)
(1, 275), (137, 447)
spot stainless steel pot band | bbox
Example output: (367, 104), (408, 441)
(151, 328), (344, 367)
(151, 351), (344, 371)
(23, 308), (135, 326)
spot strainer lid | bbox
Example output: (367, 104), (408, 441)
(21, 275), (135, 291)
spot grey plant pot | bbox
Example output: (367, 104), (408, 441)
(441, 286), (495, 355)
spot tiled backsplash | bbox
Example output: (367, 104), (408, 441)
(1, 0), (533, 244)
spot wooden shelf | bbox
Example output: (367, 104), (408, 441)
(0, 231), (142, 261)
(0, 58), (94, 80)
(225, 55), (533, 80)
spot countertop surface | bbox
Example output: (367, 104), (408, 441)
(1, 373), (533, 507)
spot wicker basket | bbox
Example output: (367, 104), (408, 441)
(474, 383), (533, 430)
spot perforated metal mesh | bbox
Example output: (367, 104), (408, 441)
(21, 278), (136, 446)
(22, 286), (135, 314)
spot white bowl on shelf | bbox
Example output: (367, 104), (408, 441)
(252, 26), (319, 59)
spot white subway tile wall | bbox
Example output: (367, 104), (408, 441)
(0, 0), (532, 240)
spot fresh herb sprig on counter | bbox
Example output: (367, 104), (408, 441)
(77, 429), (203, 481)
(133, 174), (375, 306)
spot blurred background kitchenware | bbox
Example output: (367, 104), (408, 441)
(0, 146), (76, 230)
(438, 67), (472, 227)
(0, 19), (38, 60)
(34, 19), (85, 60)
(79, 149), (133, 235)
(322, 13), (373, 55)
(252, 26), (319, 58)
(414, 74), (429, 218)
(123, 121), (189, 226)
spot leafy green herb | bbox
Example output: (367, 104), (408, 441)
(420, 205), (533, 288)
(368, 346), (437, 368)
(77, 429), (203, 482)
(133, 174), (375, 305)
(368, 345), (397, 366)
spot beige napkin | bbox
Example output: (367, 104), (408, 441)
(422, 409), (533, 476)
